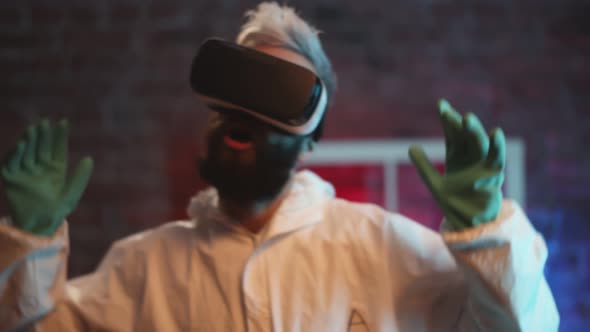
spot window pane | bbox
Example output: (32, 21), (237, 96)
(304, 164), (385, 207)
(397, 164), (444, 230)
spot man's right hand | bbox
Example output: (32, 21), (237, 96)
(1, 119), (93, 236)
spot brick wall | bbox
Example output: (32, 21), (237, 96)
(0, 0), (588, 329)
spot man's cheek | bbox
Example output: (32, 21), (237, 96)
(266, 133), (303, 151)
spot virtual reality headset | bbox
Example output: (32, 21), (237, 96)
(190, 38), (328, 136)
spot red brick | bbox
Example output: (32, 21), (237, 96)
(471, 3), (508, 19)
(0, 53), (68, 80)
(63, 27), (131, 51)
(108, 3), (141, 25)
(0, 57), (30, 77)
(0, 7), (22, 26)
(0, 80), (34, 99)
(147, 3), (185, 22)
(148, 28), (207, 49)
(0, 30), (58, 50)
(130, 78), (191, 99)
(31, 5), (64, 26)
(70, 53), (123, 73)
(16, 79), (80, 98)
(432, 3), (467, 23)
(68, 5), (99, 27)
(142, 47), (195, 79)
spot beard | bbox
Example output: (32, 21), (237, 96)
(198, 132), (307, 203)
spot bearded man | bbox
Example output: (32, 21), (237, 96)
(0, 2), (558, 331)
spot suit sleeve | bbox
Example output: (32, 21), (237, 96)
(375, 200), (559, 332)
(0, 219), (144, 331)
(440, 200), (559, 331)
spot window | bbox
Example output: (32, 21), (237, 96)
(303, 139), (525, 229)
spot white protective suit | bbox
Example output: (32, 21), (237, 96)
(0, 170), (559, 331)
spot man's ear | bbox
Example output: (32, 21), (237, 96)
(307, 139), (316, 152)
(298, 137), (316, 163)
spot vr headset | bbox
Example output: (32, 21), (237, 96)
(190, 38), (328, 136)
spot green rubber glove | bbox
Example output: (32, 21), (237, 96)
(409, 99), (506, 230)
(1, 119), (93, 236)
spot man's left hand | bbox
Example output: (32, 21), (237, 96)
(409, 99), (506, 230)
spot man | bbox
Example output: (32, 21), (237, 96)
(0, 2), (558, 331)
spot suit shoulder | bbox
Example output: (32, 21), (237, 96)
(324, 198), (430, 234)
(108, 220), (195, 256)
(323, 198), (392, 231)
